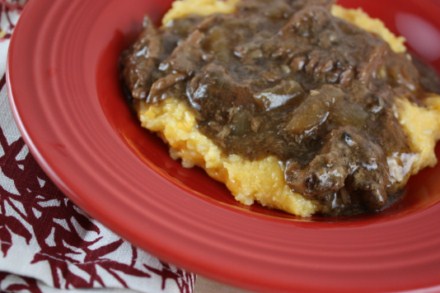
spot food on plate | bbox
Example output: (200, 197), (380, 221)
(121, 0), (440, 216)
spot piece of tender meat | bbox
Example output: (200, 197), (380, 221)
(278, 6), (390, 87)
(186, 63), (255, 111)
(121, 17), (162, 100)
(412, 56), (440, 94)
(285, 127), (389, 214)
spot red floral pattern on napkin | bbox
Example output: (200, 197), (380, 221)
(0, 1), (195, 292)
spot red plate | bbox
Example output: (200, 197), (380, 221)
(7, 0), (440, 292)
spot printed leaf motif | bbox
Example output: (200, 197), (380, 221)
(145, 261), (196, 293)
(0, 225), (12, 257)
(2, 215), (32, 243)
(0, 272), (43, 293)
(0, 129), (33, 257)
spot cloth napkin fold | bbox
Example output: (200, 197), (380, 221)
(0, 1), (195, 292)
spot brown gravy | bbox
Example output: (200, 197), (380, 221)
(121, 0), (440, 215)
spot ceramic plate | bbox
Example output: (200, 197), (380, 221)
(7, 0), (440, 291)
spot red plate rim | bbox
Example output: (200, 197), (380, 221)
(7, 0), (440, 292)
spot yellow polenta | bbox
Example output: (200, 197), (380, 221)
(138, 0), (440, 217)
